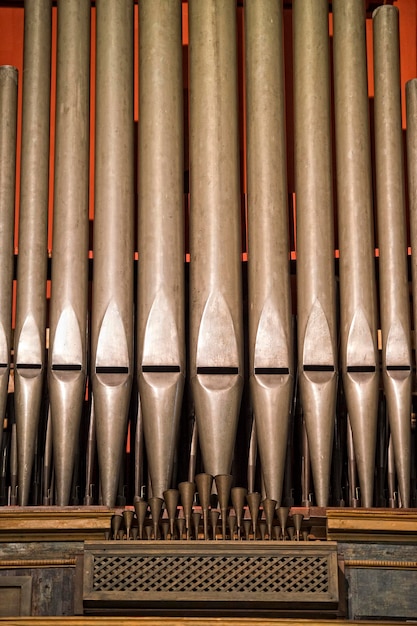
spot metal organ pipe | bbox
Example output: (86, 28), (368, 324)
(188, 0), (244, 478)
(293, 0), (338, 507)
(91, 0), (134, 507)
(245, 0), (293, 506)
(14, 0), (52, 506)
(138, 0), (185, 499)
(48, 0), (90, 507)
(406, 81), (417, 385)
(2, 1), (415, 511)
(332, 0), (379, 508)
(373, 5), (411, 508)
(0, 66), (18, 454)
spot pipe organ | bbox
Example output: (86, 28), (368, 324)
(1, 0), (417, 620)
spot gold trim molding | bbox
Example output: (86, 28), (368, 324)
(0, 618), (410, 626)
(344, 559), (417, 569)
(0, 558), (77, 568)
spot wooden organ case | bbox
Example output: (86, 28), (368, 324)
(0, 0), (417, 623)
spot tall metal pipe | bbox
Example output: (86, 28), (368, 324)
(188, 0), (244, 477)
(245, 0), (293, 505)
(0, 66), (18, 455)
(48, 0), (90, 506)
(137, 0), (185, 499)
(373, 5), (411, 508)
(406, 81), (417, 400)
(14, 0), (52, 506)
(293, 0), (337, 506)
(333, 0), (379, 508)
(91, 0), (134, 507)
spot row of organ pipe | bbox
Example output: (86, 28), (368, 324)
(0, 0), (417, 510)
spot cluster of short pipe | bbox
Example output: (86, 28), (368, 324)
(108, 474), (310, 541)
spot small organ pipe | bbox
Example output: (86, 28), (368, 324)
(138, 0), (185, 499)
(373, 5), (411, 508)
(188, 0), (244, 477)
(48, 0), (90, 506)
(0, 66), (18, 454)
(14, 0), (52, 506)
(333, 0), (379, 508)
(293, 0), (338, 506)
(245, 0), (293, 506)
(91, 0), (134, 507)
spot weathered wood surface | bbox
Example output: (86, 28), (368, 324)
(0, 569), (75, 616)
(347, 567), (417, 620)
(0, 577), (32, 617)
(0, 541), (83, 561)
(338, 542), (417, 620)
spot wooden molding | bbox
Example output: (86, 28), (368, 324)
(0, 507), (114, 542)
(326, 508), (417, 543)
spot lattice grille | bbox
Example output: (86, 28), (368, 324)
(92, 553), (330, 594)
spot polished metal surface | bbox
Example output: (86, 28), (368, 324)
(333, 0), (379, 508)
(14, 0), (52, 506)
(48, 0), (90, 506)
(188, 0), (244, 478)
(245, 0), (293, 506)
(1, 0), (415, 512)
(293, 0), (338, 507)
(91, 0), (134, 507)
(137, 0), (185, 500)
(406, 81), (417, 408)
(0, 65), (17, 454)
(373, 5), (411, 508)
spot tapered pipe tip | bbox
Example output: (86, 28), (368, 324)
(148, 496), (164, 522)
(278, 506), (289, 529)
(246, 491), (261, 517)
(262, 498), (277, 526)
(215, 474), (233, 510)
(123, 509), (134, 527)
(134, 498), (148, 525)
(176, 516), (185, 539)
(192, 510), (201, 540)
(195, 473), (213, 509)
(292, 512), (304, 532)
(178, 481), (196, 514)
(111, 514), (123, 539)
(163, 488), (179, 519)
(210, 509), (220, 540)
(231, 486), (247, 515)
(228, 512), (236, 538)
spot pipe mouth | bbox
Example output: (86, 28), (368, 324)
(303, 364), (334, 372)
(142, 365), (180, 373)
(96, 366), (129, 374)
(197, 366), (239, 375)
(254, 367), (289, 375)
